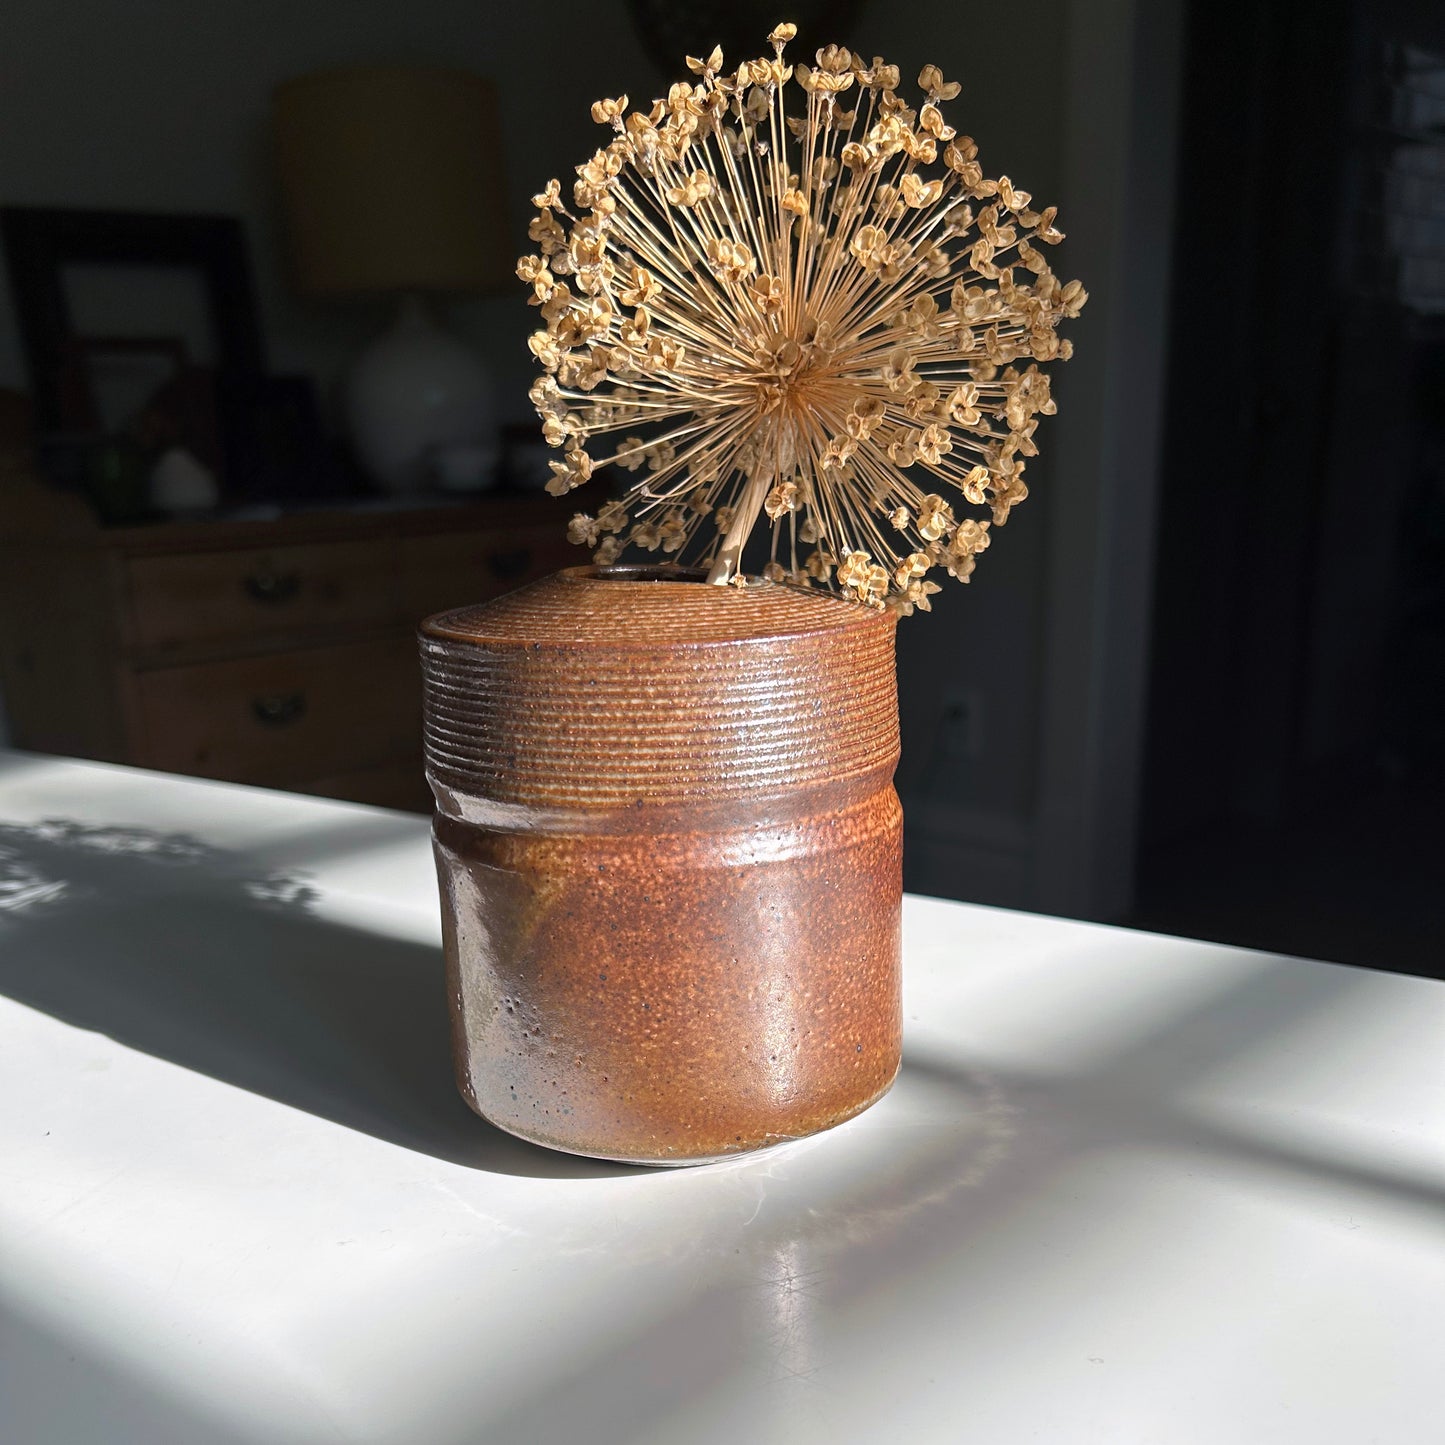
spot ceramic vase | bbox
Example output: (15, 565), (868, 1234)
(420, 565), (902, 1165)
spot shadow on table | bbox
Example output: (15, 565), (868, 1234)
(397, 935), (1445, 1444)
(9, 816), (1445, 1443)
(0, 1298), (259, 1445)
(0, 818), (632, 1178)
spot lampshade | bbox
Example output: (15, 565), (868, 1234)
(273, 66), (511, 296)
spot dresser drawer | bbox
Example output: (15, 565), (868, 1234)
(300, 760), (433, 813)
(398, 527), (576, 624)
(126, 540), (395, 653)
(132, 636), (419, 786)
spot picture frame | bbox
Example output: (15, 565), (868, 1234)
(0, 207), (265, 491)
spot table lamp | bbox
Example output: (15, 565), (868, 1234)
(273, 66), (511, 493)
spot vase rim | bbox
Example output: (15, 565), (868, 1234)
(419, 567), (893, 650)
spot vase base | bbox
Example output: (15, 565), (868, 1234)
(468, 1061), (902, 1169)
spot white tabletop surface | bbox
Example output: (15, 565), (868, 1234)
(0, 749), (1442, 1445)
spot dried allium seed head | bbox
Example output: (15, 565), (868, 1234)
(519, 23), (1085, 614)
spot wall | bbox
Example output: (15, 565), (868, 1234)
(0, 1), (1175, 923)
(840, 5), (1071, 906)
(0, 0), (667, 424)
(0, 0), (666, 749)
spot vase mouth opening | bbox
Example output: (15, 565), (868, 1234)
(563, 563), (717, 585)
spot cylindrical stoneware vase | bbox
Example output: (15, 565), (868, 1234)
(419, 566), (902, 1165)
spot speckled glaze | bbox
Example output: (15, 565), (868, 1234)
(419, 566), (902, 1165)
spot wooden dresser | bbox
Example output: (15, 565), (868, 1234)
(0, 475), (578, 811)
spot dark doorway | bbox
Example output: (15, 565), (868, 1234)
(1132, 0), (1445, 978)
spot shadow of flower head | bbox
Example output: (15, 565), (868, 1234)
(0, 818), (318, 918)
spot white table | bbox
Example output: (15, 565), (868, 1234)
(1, 750), (1441, 1445)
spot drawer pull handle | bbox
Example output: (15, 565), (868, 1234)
(252, 691), (306, 727)
(244, 569), (301, 604)
(487, 548), (533, 580)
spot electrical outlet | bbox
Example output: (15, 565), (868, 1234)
(938, 688), (984, 763)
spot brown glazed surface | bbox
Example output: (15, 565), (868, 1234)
(420, 567), (902, 1165)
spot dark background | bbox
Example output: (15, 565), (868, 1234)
(1135, 0), (1445, 978)
(0, 0), (1439, 976)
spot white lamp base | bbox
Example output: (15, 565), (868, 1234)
(345, 294), (498, 494)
